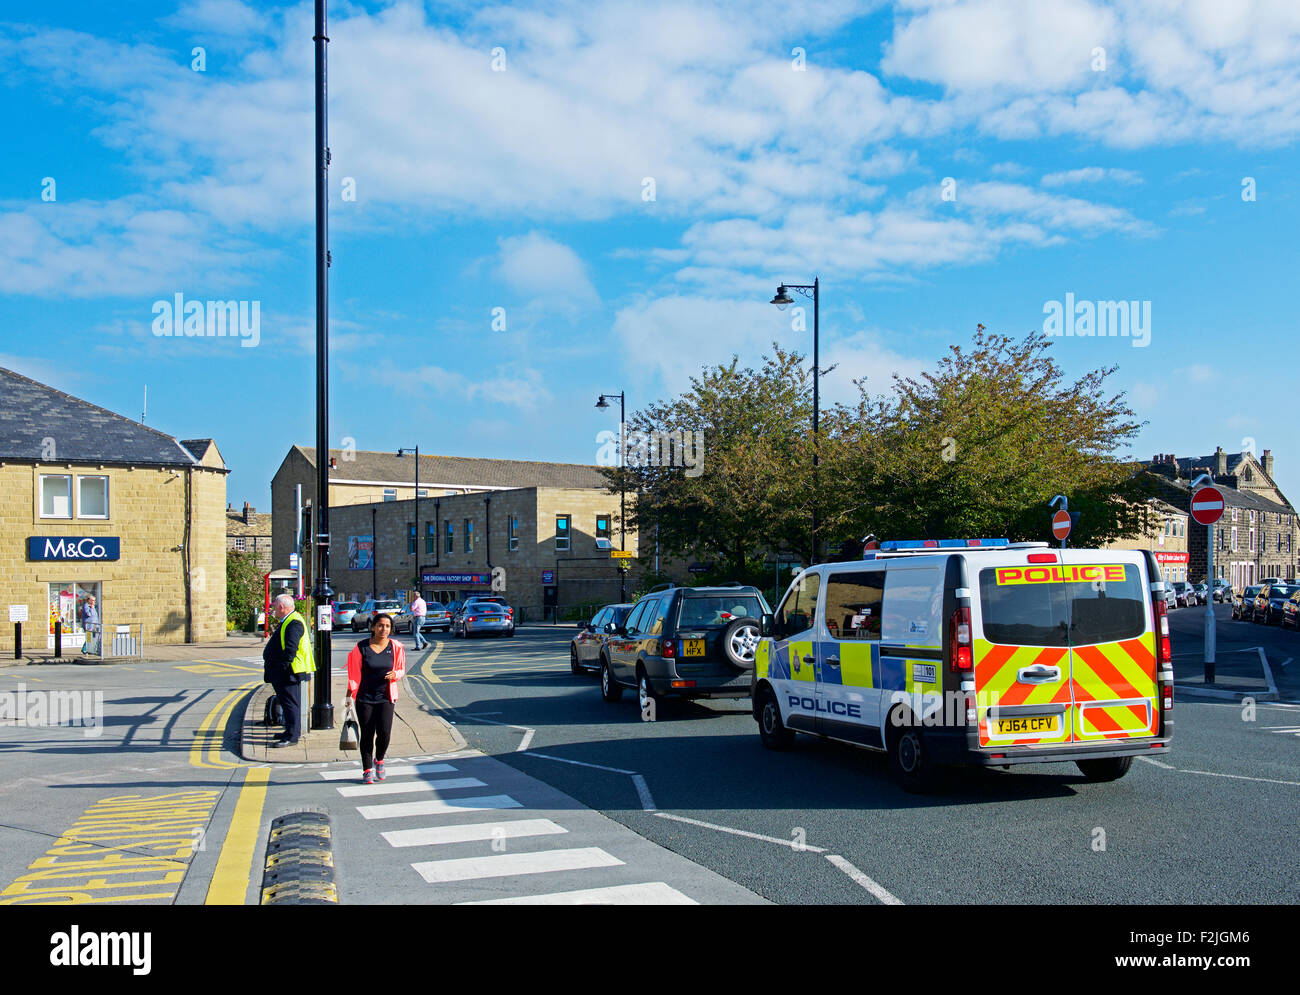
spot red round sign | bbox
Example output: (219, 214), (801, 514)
(1051, 509), (1072, 540)
(1191, 486), (1225, 526)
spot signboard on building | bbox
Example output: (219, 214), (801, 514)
(28, 537), (120, 561)
(8, 605), (28, 623)
(347, 535), (374, 569)
(541, 570), (555, 584)
(421, 572), (491, 586)
(1154, 552), (1188, 564)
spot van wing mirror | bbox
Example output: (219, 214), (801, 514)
(761, 613), (777, 638)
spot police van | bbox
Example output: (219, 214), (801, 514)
(752, 539), (1173, 790)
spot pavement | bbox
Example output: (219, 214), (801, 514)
(241, 665), (464, 763)
(1167, 603), (1287, 701)
(5, 631), (269, 667)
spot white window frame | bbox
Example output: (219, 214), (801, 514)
(1231, 526), (1238, 552)
(234, 536), (247, 552)
(76, 474), (110, 519)
(383, 489), (397, 502)
(39, 474), (73, 519)
(555, 514), (571, 551)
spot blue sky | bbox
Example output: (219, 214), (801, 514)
(2, 0), (1298, 511)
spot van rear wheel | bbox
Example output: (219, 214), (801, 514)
(1076, 756), (1133, 782)
(756, 687), (794, 751)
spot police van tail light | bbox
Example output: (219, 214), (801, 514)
(1162, 685), (1173, 712)
(949, 605), (973, 673)
(1153, 597), (1172, 665)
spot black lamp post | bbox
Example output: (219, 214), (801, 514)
(398, 446), (419, 594)
(309, 0), (334, 731)
(771, 279), (820, 559)
(596, 391), (626, 600)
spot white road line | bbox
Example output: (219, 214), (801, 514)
(382, 819), (568, 848)
(517, 728), (535, 752)
(631, 774), (656, 811)
(337, 777), (485, 798)
(1137, 756), (1175, 769)
(825, 854), (904, 905)
(654, 812), (827, 853)
(411, 847), (623, 883)
(524, 752), (636, 775)
(1259, 647), (1279, 697)
(356, 794), (523, 820)
(458, 882), (697, 905)
(1175, 768), (1300, 787)
(318, 763), (456, 780)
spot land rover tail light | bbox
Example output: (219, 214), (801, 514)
(662, 639), (676, 658)
(949, 604), (973, 673)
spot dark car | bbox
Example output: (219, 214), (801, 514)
(1212, 580), (1232, 603)
(1253, 584), (1296, 625)
(599, 583), (771, 714)
(1233, 585), (1262, 621)
(1282, 590), (1300, 630)
(571, 603), (634, 673)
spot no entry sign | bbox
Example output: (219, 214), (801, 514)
(1051, 509), (1072, 541)
(1190, 486), (1225, 526)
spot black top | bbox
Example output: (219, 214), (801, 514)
(357, 641), (394, 704)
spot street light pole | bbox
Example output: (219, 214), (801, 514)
(770, 279), (820, 559)
(309, 0), (334, 731)
(596, 391), (626, 600)
(399, 446), (419, 594)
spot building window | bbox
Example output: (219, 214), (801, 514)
(77, 475), (109, 518)
(555, 514), (570, 551)
(234, 536), (247, 552)
(426, 522), (436, 555)
(1250, 528), (1256, 553)
(464, 518), (474, 554)
(508, 516), (519, 551)
(418, 489), (429, 498)
(40, 474), (72, 518)
(383, 489), (397, 502)
(596, 515), (611, 541)
(1231, 527), (1238, 552)
(445, 520), (454, 554)
(1250, 510), (1256, 524)
(1232, 507), (1239, 522)
(408, 523), (416, 555)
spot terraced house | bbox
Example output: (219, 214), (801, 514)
(0, 368), (227, 652)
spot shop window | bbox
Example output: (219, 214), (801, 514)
(555, 514), (570, 551)
(77, 475), (109, 518)
(40, 474), (72, 518)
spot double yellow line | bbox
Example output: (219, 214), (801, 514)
(190, 680), (259, 769)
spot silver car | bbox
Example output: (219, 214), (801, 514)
(351, 598), (405, 632)
(460, 603), (514, 638)
(570, 603), (633, 674)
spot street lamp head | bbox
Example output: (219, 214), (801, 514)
(595, 396), (610, 409)
(770, 285), (794, 310)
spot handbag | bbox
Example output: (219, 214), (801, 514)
(339, 702), (360, 751)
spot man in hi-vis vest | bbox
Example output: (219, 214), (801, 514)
(261, 593), (315, 747)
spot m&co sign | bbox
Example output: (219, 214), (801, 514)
(28, 537), (121, 561)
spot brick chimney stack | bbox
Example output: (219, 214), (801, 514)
(1263, 449), (1274, 477)
(1215, 446), (1227, 475)
(243, 501), (253, 524)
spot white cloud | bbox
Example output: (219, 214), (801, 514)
(494, 232), (599, 308)
(1041, 166), (1143, 186)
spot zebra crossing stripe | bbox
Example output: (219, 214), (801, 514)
(382, 819), (568, 848)
(319, 763), (456, 781)
(411, 847), (622, 883)
(336, 777), (486, 798)
(356, 795), (523, 820)
(458, 881), (697, 905)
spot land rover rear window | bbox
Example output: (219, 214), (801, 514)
(978, 564), (1146, 647)
(679, 595), (764, 629)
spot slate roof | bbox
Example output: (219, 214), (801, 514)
(0, 367), (200, 467)
(1155, 476), (1294, 517)
(296, 446), (607, 490)
(227, 511), (273, 537)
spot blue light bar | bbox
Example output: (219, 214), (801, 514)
(878, 538), (1009, 551)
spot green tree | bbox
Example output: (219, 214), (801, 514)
(226, 550), (264, 630)
(821, 327), (1154, 546)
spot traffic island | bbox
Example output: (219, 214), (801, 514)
(240, 669), (465, 763)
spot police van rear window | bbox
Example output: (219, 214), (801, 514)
(978, 564), (1146, 647)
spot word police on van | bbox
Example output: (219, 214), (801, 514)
(752, 539), (1173, 791)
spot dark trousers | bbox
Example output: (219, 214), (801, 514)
(356, 699), (394, 771)
(272, 678), (303, 742)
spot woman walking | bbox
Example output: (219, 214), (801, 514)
(345, 612), (406, 784)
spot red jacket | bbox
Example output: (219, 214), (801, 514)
(346, 638), (407, 703)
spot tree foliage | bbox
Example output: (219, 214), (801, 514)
(226, 550), (263, 630)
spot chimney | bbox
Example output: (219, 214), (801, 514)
(1215, 446), (1227, 475)
(243, 501), (253, 524)
(1263, 449), (1273, 477)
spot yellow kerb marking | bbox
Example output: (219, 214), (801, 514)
(205, 766), (270, 905)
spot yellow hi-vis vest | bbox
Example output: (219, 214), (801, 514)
(279, 612), (316, 676)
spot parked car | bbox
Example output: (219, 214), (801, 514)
(1171, 581), (1194, 608)
(1212, 580), (1232, 603)
(1282, 590), (1300, 630)
(333, 601), (361, 628)
(1158, 586), (1177, 613)
(599, 583), (771, 713)
(1192, 583), (1208, 605)
(351, 598), (405, 632)
(570, 603), (634, 673)
(458, 603), (515, 638)
(1232, 585), (1262, 620)
(1252, 583), (1296, 625)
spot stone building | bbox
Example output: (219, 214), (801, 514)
(1101, 497), (1190, 583)
(0, 368), (228, 651)
(1145, 450), (1298, 586)
(226, 501), (272, 571)
(271, 446), (640, 617)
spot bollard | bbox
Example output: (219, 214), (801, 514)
(54, 620), (62, 658)
(13, 622), (20, 660)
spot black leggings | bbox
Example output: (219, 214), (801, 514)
(356, 700), (395, 771)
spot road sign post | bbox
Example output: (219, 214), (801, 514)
(1190, 479), (1224, 682)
